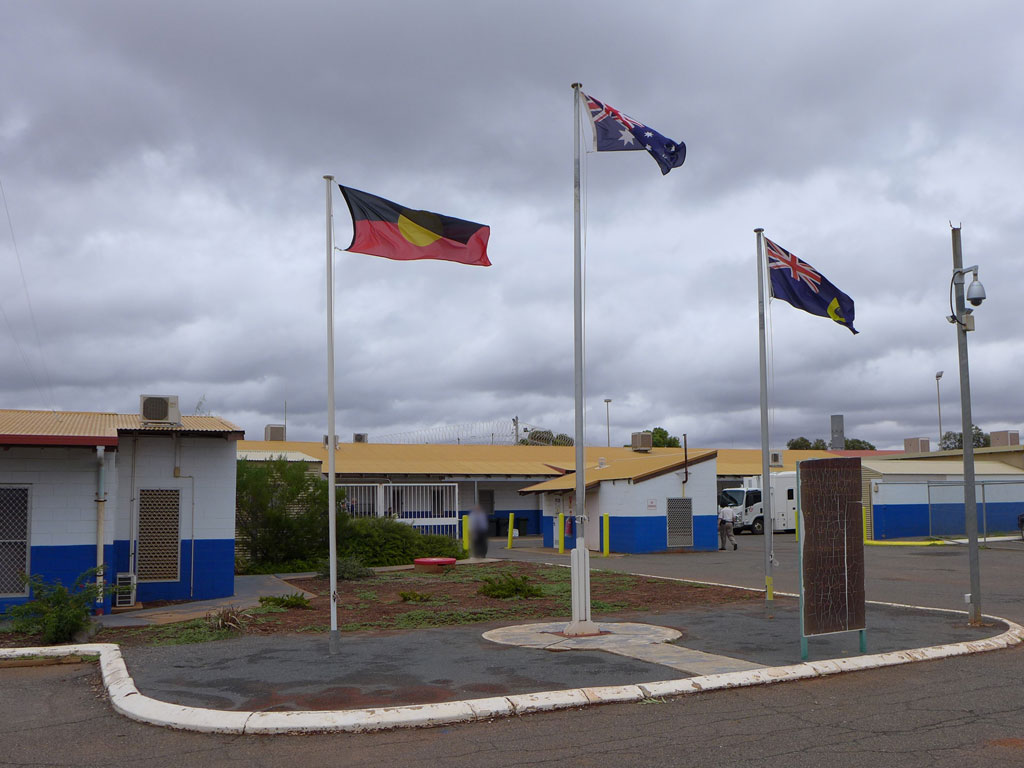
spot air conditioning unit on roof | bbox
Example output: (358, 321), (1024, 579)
(769, 450), (784, 467)
(139, 395), (181, 424)
(631, 432), (653, 452)
(265, 424), (286, 441)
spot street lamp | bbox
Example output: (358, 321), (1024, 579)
(948, 226), (985, 626)
(604, 399), (612, 447)
(935, 371), (943, 447)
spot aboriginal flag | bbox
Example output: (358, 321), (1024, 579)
(339, 185), (491, 267)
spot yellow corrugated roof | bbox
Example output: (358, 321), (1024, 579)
(519, 449), (717, 493)
(715, 448), (838, 475)
(862, 459), (1024, 476)
(0, 409), (241, 444)
(237, 440), (706, 478)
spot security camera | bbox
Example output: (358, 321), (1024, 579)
(966, 277), (986, 306)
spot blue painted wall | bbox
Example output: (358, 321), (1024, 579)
(542, 515), (579, 550)
(540, 514), (718, 553)
(874, 501), (1024, 539)
(1, 544), (115, 614)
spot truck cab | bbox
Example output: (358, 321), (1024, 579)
(718, 473), (798, 534)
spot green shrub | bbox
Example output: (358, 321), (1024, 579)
(477, 574), (543, 599)
(399, 590), (432, 603)
(8, 567), (109, 645)
(317, 556), (374, 581)
(237, 557), (325, 575)
(336, 517), (464, 567)
(259, 593), (312, 610)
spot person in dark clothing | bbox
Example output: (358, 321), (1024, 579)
(469, 505), (489, 558)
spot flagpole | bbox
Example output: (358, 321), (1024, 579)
(325, 175), (340, 653)
(567, 82), (596, 636)
(755, 228), (775, 616)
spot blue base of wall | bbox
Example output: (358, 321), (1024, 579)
(873, 502), (1024, 539)
(0, 539), (235, 615)
(540, 514), (718, 553)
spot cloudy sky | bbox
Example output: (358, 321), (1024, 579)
(1, 1), (1022, 450)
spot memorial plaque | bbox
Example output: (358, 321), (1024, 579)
(799, 457), (865, 636)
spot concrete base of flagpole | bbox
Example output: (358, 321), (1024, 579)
(563, 619), (601, 637)
(329, 629), (340, 655)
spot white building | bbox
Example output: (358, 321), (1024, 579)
(0, 407), (242, 614)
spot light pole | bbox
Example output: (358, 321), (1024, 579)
(935, 371), (943, 447)
(604, 399), (612, 447)
(948, 225), (986, 625)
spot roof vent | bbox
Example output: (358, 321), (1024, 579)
(353, 433), (368, 443)
(631, 432), (653, 452)
(597, 457), (607, 469)
(264, 424), (286, 441)
(140, 395), (181, 425)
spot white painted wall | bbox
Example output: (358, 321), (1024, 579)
(115, 436), (236, 543)
(0, 446), (117, 547)
(874, 475), (1023, 507)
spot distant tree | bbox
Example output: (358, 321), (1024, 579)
(939, 426), (990, 451)
(649, 427), (681, 448)
(811, 438), (829, 450)
(787, 437), (813, 450)
(844, 438), (877, 450)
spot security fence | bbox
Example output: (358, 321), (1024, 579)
(339, 483), (460, 539)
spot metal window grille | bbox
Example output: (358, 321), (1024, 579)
(0, 487), (29, 595)
(666, 497), (694, 547)
(339, 483), (460, 538)
(137, 489), (180, 582)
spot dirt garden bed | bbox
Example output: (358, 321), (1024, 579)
(3, 562), (759, 648)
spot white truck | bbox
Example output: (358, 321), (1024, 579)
(718, 472), (797, 534)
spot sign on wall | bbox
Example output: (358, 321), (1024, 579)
(798, 457), (865, 637)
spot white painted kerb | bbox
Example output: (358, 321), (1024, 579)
(2, 608), (1021, 734)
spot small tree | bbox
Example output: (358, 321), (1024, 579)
(810, 438), (828, 450)
(236, 458), (338, 565)
(649, 427), (681, 448)
(787, 436), (813, 450)
(939, 426), (990, 450)
(844, 438), (877, 450)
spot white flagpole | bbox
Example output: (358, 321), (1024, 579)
(755, 228), (775, 616)
(566, 83), (596, 636)
(325, 175), (340, 653)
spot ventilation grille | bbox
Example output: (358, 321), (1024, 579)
(666, 497), (694, 547)
(137, 489), (180, 582)
(0, 487), (29, 595)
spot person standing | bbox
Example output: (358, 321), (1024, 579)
(718, 504), (737, 551)
(469, 505), (489, 559)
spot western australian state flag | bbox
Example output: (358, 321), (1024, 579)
(583, 93), (685, 175)
(765, 238), (858, 334)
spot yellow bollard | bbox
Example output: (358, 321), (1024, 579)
(462, 514), (470, 552)
(603, 513), (610, 557)
(507, 513), (515, 549)
(557, 513), (565, 554)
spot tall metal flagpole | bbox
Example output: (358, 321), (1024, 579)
(324, 175), (340, 654)
(566, 83), (596, 636)
(755, 228), (775, 615)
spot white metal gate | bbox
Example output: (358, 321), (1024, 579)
(339, 483), (460, 538)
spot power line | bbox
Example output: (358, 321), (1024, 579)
(0, 174), (56, 409)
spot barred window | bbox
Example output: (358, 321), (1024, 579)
(0, 487), (30, 596)
(138, 489), (180, 582)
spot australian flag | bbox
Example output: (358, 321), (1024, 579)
(765, 238), (858, 334)
(583, 93), (685, 175)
